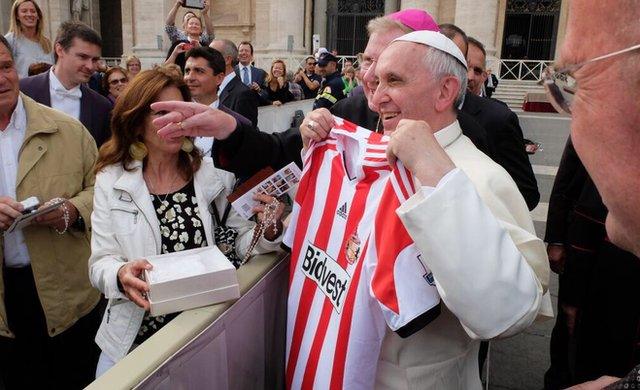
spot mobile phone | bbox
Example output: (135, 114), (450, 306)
(20, 196), (40, 214)
(184, 0), (204, 9)
(182, 43), (193, 51)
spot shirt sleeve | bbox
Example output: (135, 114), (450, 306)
(397, 168), (544, 340)
(368, 162), (441, 338)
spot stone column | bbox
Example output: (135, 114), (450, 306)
(385, 0), (400, 14)
(254, 0), (306, 66)
(400, 0), (439, 17)
(454, 0), (499, 57)
(0, 0), (12, 35)
(313, 0), (328, 48)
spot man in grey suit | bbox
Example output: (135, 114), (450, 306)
(210, 39), (259, 127)
(19, 21), (112, 148)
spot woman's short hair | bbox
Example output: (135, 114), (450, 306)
(266, 59), (287, 84)
(102, 66), (128, 93)
(8, 0), (52, 53)
(124, 54), (141, 69)
(95, 68), (202, 178)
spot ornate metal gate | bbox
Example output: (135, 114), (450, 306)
(501, 0), (561, 62)
(327, 0), (385, 56)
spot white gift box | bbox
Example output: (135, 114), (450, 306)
(144, 246), (240, 316)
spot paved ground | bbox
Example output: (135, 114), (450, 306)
(486, 111), (571, 390)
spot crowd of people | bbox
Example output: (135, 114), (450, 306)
(1, 0), (639, 389)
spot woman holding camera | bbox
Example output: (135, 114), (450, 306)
(165, 0), (213, 45)
(89, 68), (284, 376)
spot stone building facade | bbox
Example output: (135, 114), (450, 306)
(0, 0), (568, 72)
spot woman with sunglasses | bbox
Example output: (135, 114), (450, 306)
(102, 66), (129, 104)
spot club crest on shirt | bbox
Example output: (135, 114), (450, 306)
(417, 254), (436, 286)
(345, 233), (361, 265)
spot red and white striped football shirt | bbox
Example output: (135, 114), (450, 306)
(283, 118), (441, 390)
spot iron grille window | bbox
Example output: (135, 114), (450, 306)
(327, 0), (385, 55)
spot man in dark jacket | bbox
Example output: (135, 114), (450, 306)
(20, 21), (112, 148)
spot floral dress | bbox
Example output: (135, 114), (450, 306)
(134, 180), (208, 345)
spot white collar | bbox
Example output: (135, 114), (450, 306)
(240, 63), (252, 70)
(209, 100), (219, 109)
(4, 95), (26, 134)
(434, 120), (463, 149)
(218, 72), (236, 96)
(49, 69), (82, 98)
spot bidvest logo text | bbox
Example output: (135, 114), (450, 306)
(302, 243), (351, 313)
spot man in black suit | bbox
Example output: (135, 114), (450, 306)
(440, 25), (540, 210)
(235, 41), (267, 91)
(544, 137), (640, 389)
(19, 21), (112, 148)
(210, 39), (259, 127)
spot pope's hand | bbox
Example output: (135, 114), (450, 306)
(386, 119), (455, 187)
(151, 101), (238, 141)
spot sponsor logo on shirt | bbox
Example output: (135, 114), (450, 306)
(302, 242), (351, 313)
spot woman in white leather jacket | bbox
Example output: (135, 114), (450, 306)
(89, 68), (284, 376)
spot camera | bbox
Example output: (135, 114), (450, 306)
(20, 196), (40, 214)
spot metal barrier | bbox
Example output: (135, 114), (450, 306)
(497, 60), (553, 81)
(86, 252), (289, 390)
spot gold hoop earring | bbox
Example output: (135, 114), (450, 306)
(129, 141), (148, 160)
(181, 137), (194, 153)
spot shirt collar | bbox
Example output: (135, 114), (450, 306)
(209, 100), (219, 109)
(4, 96), (26, 134)
(49, 69), (82, 98)
(218, 72), (236, 96)
(434, 120), (462, 149)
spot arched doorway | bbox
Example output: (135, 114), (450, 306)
(501, 0), (561, 60)
(326, 0), (384, 55)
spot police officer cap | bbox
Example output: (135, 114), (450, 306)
(393, 30), (468, 69)
(317, 52), (339, 67)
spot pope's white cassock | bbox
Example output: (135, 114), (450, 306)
(375, 120), (552, 389)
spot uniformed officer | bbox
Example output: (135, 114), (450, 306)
(313, 52), (346, 109)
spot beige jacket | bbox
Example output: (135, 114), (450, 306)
(375, 121), (550, 389)
(0, 94), (100, 338)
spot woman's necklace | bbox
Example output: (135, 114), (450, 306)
(145, 170), (180, 204)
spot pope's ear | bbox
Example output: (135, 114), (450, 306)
(434, 76), (461, 113)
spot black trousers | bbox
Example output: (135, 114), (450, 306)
(0, 266), (103, 390)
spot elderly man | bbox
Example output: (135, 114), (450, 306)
(351, 30), (549, 389)
(0, 35), (101, 389)
(551, 2), (640, 389)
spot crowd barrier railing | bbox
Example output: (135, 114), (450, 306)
(86, 252), (290, 390)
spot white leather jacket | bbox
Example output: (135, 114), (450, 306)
(89, 158), (281, 362)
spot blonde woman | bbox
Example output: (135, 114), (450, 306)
(124, 54), (142, 78)
(261, 59), (294, 106)
(4, 0), (53, 78)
